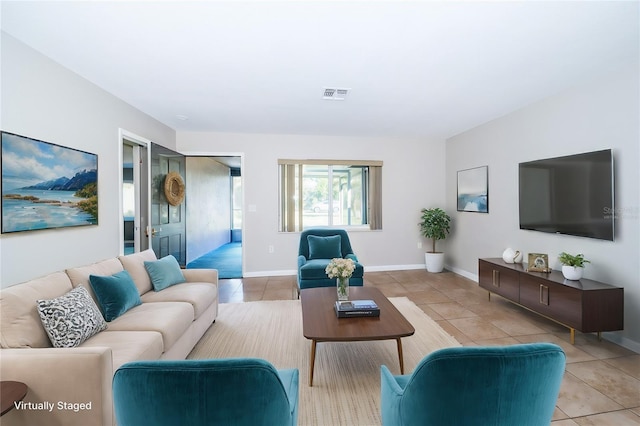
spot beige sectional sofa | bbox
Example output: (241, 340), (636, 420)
(0, 249), (218, 426)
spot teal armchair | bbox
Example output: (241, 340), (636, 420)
(113, 358), (299, 426)
(381, 343), (565, 426)
(297, 228), (364, 295)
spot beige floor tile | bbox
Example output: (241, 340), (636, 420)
(573, 409), (640, 425)
(552, 420), (580, 425)
(566, 360), (640, 408)
(604, 355), (640, 379)
(409, 289), (453, 304)
(489, 316), (547, 336)
(556, 372), (623, 418)
(447, 317), (510, 340)
(428, 302), (478, 319)
(471, 336), (522, 346)
(515, 333), (596, 363)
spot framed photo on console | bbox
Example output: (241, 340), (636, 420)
(527, 253), (550, 272)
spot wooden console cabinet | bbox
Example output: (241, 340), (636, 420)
(478, 258), (623, 344)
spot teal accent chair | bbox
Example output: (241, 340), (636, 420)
(381, 343), (566, 426)
(297, 228), (364, 295)
(113, 358), (299, 426)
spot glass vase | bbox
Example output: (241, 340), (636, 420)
(337, 277), (349, 301)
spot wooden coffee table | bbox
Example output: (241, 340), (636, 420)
(300, 286), (415, 386)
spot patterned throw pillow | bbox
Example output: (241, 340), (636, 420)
(36, 286), (107, 348)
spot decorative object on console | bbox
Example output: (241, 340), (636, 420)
(502, 248), (523, 264)
(457, 165), (488, 213)
(419, 207), (451, 273)
(1, 131), (98, 233)
(527, 253), (551, 273)
(326, 257), (356, 301)
(163, 171), (185, 206)
(558, 252), (590, 281)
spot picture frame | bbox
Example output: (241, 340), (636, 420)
(527, 253), (551, 273)
(1, 131), (98, 233)
(457, 165), (488, 213)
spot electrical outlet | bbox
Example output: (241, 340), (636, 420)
(417, 242), (422, 249)
(268, 245), (274, 253)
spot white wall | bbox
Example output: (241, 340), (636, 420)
(185, 157), (231, 263)
(0, 33), (176, 287)
(179, 133), (446, 275)
(445, 64), (640, 349)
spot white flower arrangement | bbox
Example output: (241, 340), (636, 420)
(325, 258), (356, 279)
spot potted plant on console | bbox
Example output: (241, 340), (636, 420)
(419, 207), (451, 273)
(558, 252), (590, 280)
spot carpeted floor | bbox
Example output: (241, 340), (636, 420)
(186, 242), (242, 278)
(188, 297), (461, 425)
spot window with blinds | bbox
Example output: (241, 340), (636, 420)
(278, 159), (382, 232)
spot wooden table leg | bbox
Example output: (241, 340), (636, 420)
(309, 340), (317, 386)
(396, 338), (405, 374)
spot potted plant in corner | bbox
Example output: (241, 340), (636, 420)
(419, 207), (451, 273)
(558, 252), (590, 280)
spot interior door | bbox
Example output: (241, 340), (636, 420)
(150, 143), (186, 266)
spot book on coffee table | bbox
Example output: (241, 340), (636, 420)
(334, 300), (380, 318)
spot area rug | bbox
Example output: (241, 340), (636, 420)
(188, 297), (461, 425)
(186, 242), (242, 278)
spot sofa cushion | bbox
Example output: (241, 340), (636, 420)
(118, 249), (158, 295)
(299, 259), (333, 279)
(89, 271), (142, 321)
(80, 330), (163, 371)
(36, 286), (108, 348)
(141, 282), (217, 319)
(105, 302), (194, 352)
(66, 257), (125, 305)
(307, 235), (342, 260)
(0, 271), (75, 348)
(144, 255), (186, 291)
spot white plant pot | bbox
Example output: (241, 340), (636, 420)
(562, 265), (583, 280)
(425, 252), (445, 273)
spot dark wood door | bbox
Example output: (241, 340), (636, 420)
(150, 143), (186, 266)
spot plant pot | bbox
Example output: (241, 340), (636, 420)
(425, 252), (445, 273)
(562, 265), (583, 280)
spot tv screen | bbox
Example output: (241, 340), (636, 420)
(518, 149), (614, 241)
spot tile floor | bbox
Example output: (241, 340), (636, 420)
(218, 269), (640, 425)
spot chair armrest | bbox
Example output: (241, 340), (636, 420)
(0, 347), (114, 426)
(277, 368), (299, 424)
(345, 253), (359, 263)
(297, 255), (307, 268)
(381, 365), (406, 426)
(182, 268), (218, 285)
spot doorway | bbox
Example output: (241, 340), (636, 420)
(120, 130), (149, 255)
(185, 155), (243, 278)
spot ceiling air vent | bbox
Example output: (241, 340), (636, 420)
(323, 87), (350, 100)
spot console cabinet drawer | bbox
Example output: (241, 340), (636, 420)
(519, 275), (581, 329)
(479, 260), (519, 302)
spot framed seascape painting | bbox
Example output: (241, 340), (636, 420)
(457, 165), (488, 213)
(1, 131), (98, 233)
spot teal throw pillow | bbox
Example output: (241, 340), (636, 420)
(89, 270), (141, 322)
(308, 235), (342, 260)
(144, 255), (186, 291)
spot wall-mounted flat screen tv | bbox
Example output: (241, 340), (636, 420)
(519, 149), (614, 241)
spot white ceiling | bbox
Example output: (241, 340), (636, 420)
(2, 1), (638, 139)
